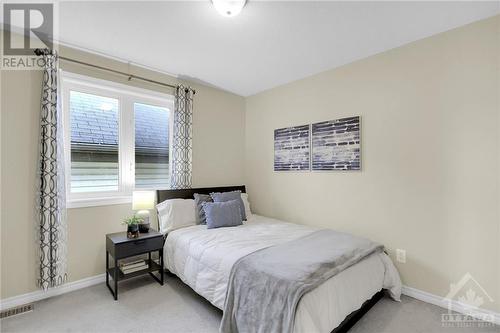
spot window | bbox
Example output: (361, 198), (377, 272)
(62, 72), (174, 208)
(70, 91), (119, 193)
(134, 103), (170, 189)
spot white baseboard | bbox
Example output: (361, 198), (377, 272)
(402, 285), (500, 326)
(0, 274), (105, 311)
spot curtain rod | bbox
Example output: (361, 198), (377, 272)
(33, 48), (195, 94)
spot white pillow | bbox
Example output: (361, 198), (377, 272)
(241, 193), (253, 220)
(156, 199), (196, 234)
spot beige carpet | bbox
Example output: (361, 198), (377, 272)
(1, 275), (499, 333)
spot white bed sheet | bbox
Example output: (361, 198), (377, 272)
(164, 215), (401, 333)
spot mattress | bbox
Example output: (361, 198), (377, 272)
(164, 214), (401, 333)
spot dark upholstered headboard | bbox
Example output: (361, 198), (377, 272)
(156, 185), (246, 204)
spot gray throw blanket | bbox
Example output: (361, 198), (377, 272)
(220, 230), (383, 333)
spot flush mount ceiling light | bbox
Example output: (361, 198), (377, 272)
(212, 0), (247, 17)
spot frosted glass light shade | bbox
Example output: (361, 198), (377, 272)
(212, 0), (246, 17)
(132, 191), (155, 211)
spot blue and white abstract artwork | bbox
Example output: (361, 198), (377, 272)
(274, 125), (310, 171)
(312, 116), (360, 170)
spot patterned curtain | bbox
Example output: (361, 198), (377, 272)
(36, 49), (67, 290)
(170, 85), (194, 189)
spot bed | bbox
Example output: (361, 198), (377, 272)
(157, 186), (401, 333)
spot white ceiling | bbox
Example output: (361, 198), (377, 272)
(55, 1), (499, 96)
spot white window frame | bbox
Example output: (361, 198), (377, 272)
(61, 71), (174, 208)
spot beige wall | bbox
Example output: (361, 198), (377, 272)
(1, 43), (245, 299)
(245, 16), (499, 312)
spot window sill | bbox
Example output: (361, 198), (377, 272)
(67, 196), (132, 209)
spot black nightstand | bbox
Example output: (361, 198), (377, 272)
(106, 230), (164, 300)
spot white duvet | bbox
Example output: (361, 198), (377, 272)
(164, 215), (402, 333)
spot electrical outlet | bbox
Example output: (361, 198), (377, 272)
(396, 249), (406, 263)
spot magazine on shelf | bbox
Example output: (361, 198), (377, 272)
(120, 263), (148, 274)
(120, 260), (146, 270)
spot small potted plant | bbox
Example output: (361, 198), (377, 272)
(123, 215), (143, 239)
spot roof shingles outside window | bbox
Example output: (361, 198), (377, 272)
(70, 92), (169, 153)
(134, 103), (169, 155)
(69, 91), (170, 191)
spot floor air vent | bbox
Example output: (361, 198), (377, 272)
(0, 304), (34, 319)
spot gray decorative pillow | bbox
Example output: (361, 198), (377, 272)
(210, 190), (246, 221)
(202, 200), (243, 229)
(194, 193), (213, 225)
